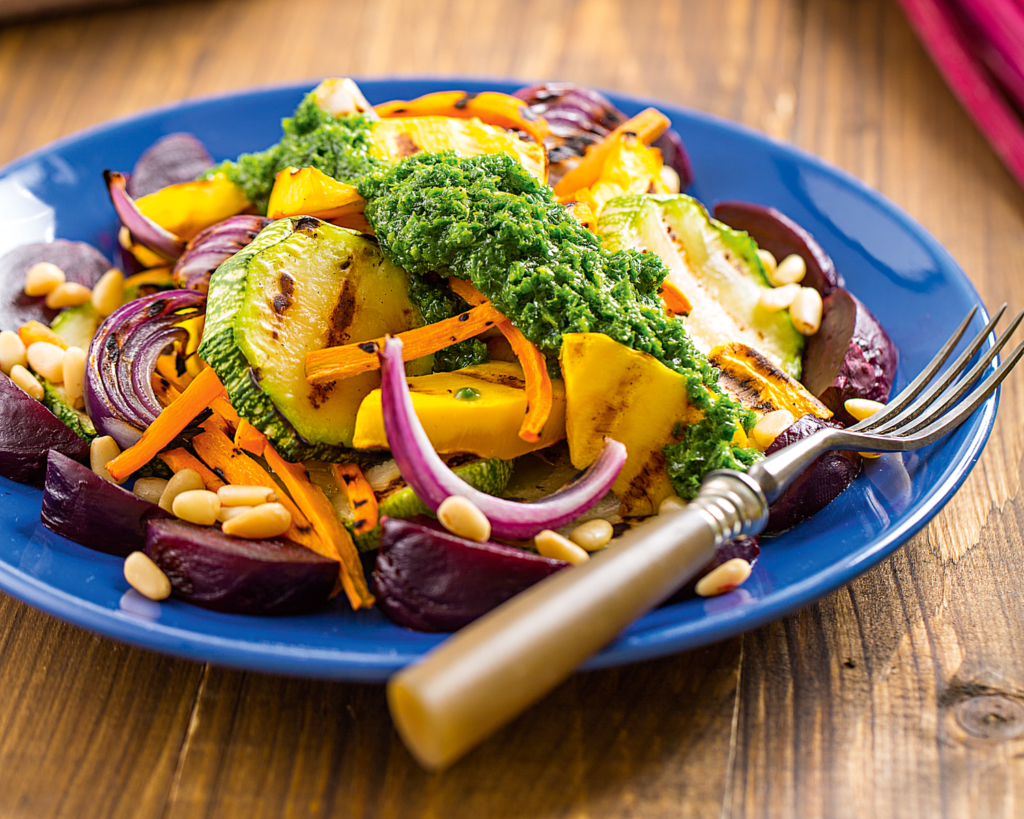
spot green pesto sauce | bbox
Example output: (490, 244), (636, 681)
(358, 152), (757, 497)
(208, 92), (384, 214)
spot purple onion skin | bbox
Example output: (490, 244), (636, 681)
(378, 335), (627, 538)
(145, 518), (338, 615)
(801, 288), (898, 423)
(84, 289), (206, 448)
(374, 517), (568, 632)
(763, 415), (861, 535)
(513, 82), (693, 187)
(712, 201), (843, 296)
(0, 375), (89, 486)
(104, 170), (185, 261)
(127, 133), (213, 199)
(40, 450), (168, 554)
(0, 240), (111, 331)
(172, 215), (272, 292)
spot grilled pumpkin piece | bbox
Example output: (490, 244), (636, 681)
(559, 332), (690, 517)
(352, 361), (567, 460)
(709, 342), (831, 420)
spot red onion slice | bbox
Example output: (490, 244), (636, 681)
(84, 289), (206, 448)
(172, 214), (272, 292)
(104, 170), (186, 261)
(378, 335), (627, 538)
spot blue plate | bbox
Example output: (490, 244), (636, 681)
(0, 78), (996, 681)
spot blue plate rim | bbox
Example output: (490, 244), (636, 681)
(0, 76), (997, 681)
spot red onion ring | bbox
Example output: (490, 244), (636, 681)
(378, 335), (627, 538)
(84, 289), (206, 448)
(104, 170), (186, 261)
(172, 215), (272, 292)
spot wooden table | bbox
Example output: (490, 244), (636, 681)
(2, 0), (1023, 815)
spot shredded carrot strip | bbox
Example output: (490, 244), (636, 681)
(447, 278), (554, 443)
(553, 108), (670, 198)
(190, 424), (321, 552)
(374, 90), (550, 146)
(262, 447), (375, 610)
(211, 395), (241, 431)
(305, 303), (506, 385)
(158, 447), (225, 491)
(233, 418), (266, 455)
(18, 321), (67, 350)
(106, 366), (226, 482)
(333, 463), (379, 536)
(659, 280), (692, 315)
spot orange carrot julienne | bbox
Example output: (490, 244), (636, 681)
(305, 303), (505, 385)
(659, 280), (692, 315)
(18, 320), (68, 350)
(233, 418), (266, 455)
(333, 463), (379, 536)
(157, 447), (225, 491)
(447, 277), (553, 443)
(553, 108), (670, 198)
(262, 447), (374, 609)
(191, 424), (320, 552)
(106, 366), (226, 482)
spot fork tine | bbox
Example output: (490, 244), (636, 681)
(850, 306), (984, 433)
(871, 306), (1024, 437)
(880, 337), (1024, 448)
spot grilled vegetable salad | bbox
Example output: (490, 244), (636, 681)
(0, 78), (897, 629)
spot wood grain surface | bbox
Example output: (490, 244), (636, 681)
(2, 0), (1024, 816)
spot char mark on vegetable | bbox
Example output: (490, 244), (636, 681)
(325, 278), (357, 349)
(394, 133), (420, 158)
(272, 271), (296, 316)
(293, 216), (321, 233)
(453, 92), (478, 110)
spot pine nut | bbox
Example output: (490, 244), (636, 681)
(437, 495), (491, 542)
(569, 519), (614, 551)
(217, 505), (254, 523)
(695, 558), (752, 597)
(91, 268), (125, 317)
(659, 495), (687, 514)
(132, 476), (169, 504)
(756, 249), (777, 277)
(44, 281), (92, 309)
(535, 529), (589, 564)
(659, 165), (681, 194)
(752, 409), (796, 450)
(221, 502), (292, 539)
(9, 364), (43, 400)
(0, 330), (27, 375)
(159, 468), (206, 512)
(759, 282), (800, 312)
(90, 435), (125, 484)
(844, 398), (885, 421)
(790, 286), (823, 335)
(61, 346), (86, 402)
(124, 551), (172, 601)
(172, 489), (222, 526)
(768, 253), (806, 286)
(26, 341), (65, 383)
(24, 262), (66, 296)
(217, 484), (277, 507)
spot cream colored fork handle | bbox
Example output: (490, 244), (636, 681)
(387, 473), (767, 771)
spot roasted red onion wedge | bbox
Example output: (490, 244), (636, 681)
(127, 133), (213, 199)
(378, 335), (627, 539)
(763, 414), (861, 534)
(83, 289), (206, 448)
(104, 170), (185, 261)
(801, 287), (898, 421)
(145, 518), (338, 615)
(375, 517), (569, 632)
(40, 449), (168, 555)
(712, 201), (842, 296)
(172, 215), (272, 292)
(0, 240), (111, 331)
(0, 374), (89, 486)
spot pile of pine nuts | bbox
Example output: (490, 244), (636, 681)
(756, 250), (823, 336)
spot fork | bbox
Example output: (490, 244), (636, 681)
(387, 306), (1024, 771)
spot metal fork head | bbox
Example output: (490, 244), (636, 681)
(746, 305), (1024, 503)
